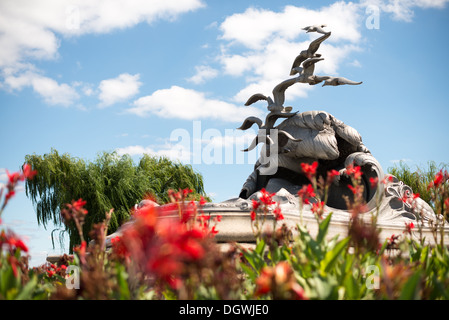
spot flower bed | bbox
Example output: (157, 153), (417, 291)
(1, 162), (449, 300)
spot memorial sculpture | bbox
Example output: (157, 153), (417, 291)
(103, 24), (446, 249)
(233, 25), (440, 230)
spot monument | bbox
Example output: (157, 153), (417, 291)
(46, 24), (448, 266)
(107, 25), (447, 249)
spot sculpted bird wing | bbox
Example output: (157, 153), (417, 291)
(237, 116), (263, 131)
(303, 24), (328, 34)
(242, 135), (274, 152)
(336, 77), (362, 85)
(272, 77), (298, 107)
(308, 75), (331, 85)
(308, 32), (331, 54)
(302, 57), (324, 77)
(276, 130), (302, 148)
(244, 93), (268, 106)
(290, 31), (330, 75)
(290, 53), (307, 75)
(323, 77), (362, 86)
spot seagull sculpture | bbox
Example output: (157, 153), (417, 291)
(290, 32), (331, 76)
(322, 76), (363, 87)
(302, 24), (330, 35)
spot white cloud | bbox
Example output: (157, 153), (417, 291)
(219, 3), (362, 50)
(0, 0), (205, 70)
(204, 131), (257, 149)
(217, 3), (364, 104)
(3, 70), (79, 106)
(98, 73), (142, 107)
(116, 129), (261, 165)
(213, 0), (447, 105)
(116, 143), (191, 162)
(360, 0), (449, 21)
(0, 0), (204, 106)
(187, 65), (219, 84)
(128, 85), (264, 122)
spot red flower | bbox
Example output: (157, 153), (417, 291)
(348, 184), (363, 195)
(111, 236), (129, 257)
(433, 171), (444, 187)
(311, 201), (325, 218)
(297, 184), (315, 204)
(428, 170), (447, 189)
(74, 241), (87, 261)
(5, 190), (15, 201)
(210, 226), (219, 236)
(255, 267), (272, 295)
(255, 261), (307, 300)
(273, 206), (284, 221)
(0, 230), (28, 253)
(346, 164), (362, 180)
(369, 177), (378, 188)
(326, 169), (340, 185)
(6, 170), (21, 184)
(404, 222), (415, 235)
(72, 198), (88, 214)
(199, 196), (207, 206)
(250, 210), (256, 221)
(15, 239), (28, 252)
(181, 238), (205, 260)
(259, 188), (275, 206)
(252, 199), (260, 211)
(22, 163), (37, 180)
(301, 161), (318, 180)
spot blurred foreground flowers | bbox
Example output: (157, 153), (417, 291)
(1, 162), (449, 300)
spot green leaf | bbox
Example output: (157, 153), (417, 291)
(419, 245), (429, 267)
(399, 272), (422, 300)
(317, 212), (333, 245)
(255, 238), (266, 255)
(16, 276), (38, 300)
(343, 274), (359, 299)
(0, 264), (20, 297)
(320, 237), (350, 275)
(115, 264), (130, 300)
(240, 262), (257, 281)
(297, 225), (322, 260)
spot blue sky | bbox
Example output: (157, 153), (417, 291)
(1, 0), (448, 266)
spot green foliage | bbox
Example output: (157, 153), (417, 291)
(388, 160), (449, 209)
(24, 148), (209, 249)
(0, 253), (50, 300)
(2, 158), (449, 301)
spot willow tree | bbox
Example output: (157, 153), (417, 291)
(24, 149), (209, 250)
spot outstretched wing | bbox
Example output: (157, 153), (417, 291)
(237, 116), (263, 131)
(276, 130), (302, 148)
(302, 24), (328, 34)
(308, 75), (330, 86)
(244, 93), (268, 106)
(336, 77), (362, 85)
(302, 57), (324, 77)
(308, 32), (331, 55)
(323, 76), (362, 86)
(242, 135), (274, 152)
(290, 52), (306, 75)
(272, 77), (298, 107)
